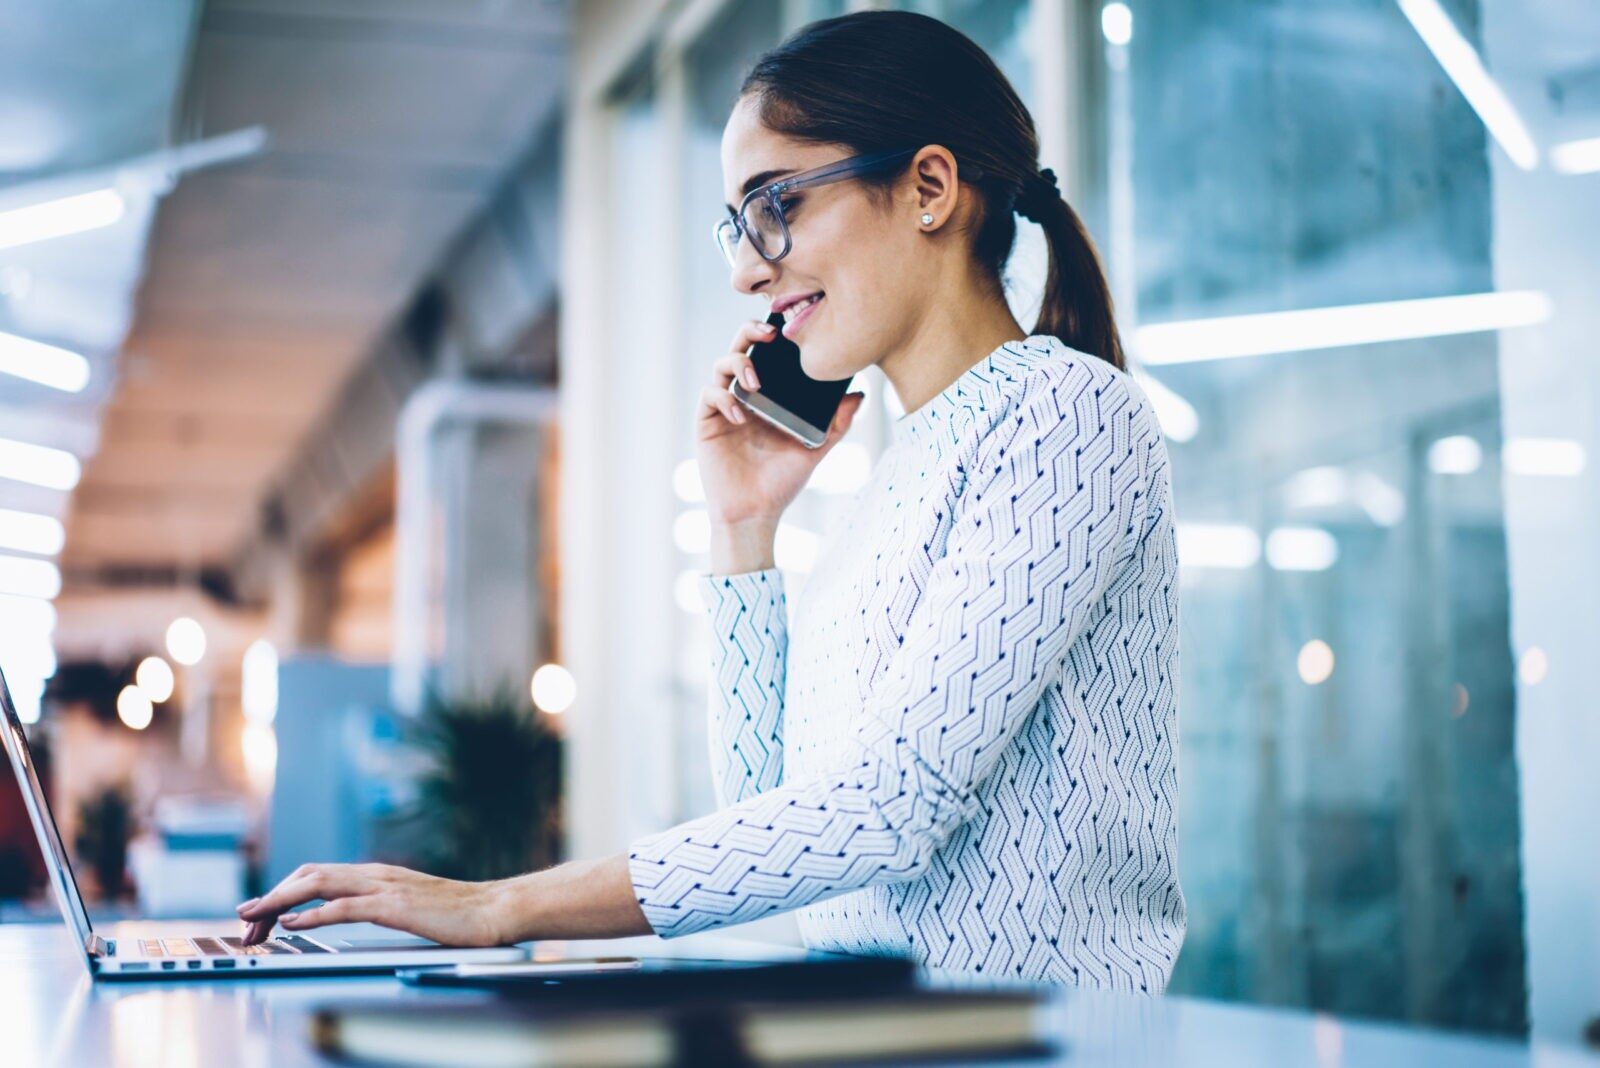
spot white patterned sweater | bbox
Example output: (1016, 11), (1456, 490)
(629, 334), (1186, 991)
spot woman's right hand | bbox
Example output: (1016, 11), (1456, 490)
(697, 319), (865, 561)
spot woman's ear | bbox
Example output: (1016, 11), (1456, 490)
(907, 145), (961, 230)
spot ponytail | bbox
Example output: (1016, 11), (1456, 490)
(1015, 169), (1125, 370)
(742, 10), (1125, 372)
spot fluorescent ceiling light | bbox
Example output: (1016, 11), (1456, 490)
(0, 188), (125, 251)
(0, 331), (90, 393)
(1503, 438), (1586, 477)
(1176, 522), (1260, 570)
(1551, 137), (1600, 176)
(1266, 527), (1339, 572)
(1397, 0), (1539, 170)
(0, 555), (62, 600)
(0, 641), (56, 682)
(1131, 368), (1199, 443)
(0, 593), (57, 634)
(0, 508), (65, 556)
(0, 127), (267, 252)
(0, 437), (81, 491)
(1428, 435), (1483, 475)
(1136, 291), (1552, 365)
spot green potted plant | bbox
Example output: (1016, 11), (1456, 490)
(389, 689), (563, 882)
(75, 783), (134, 902)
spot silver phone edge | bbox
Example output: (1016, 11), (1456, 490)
(729, 380), (829, 450)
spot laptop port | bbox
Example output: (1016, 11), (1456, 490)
(187, 960), (202, 969)
(212, 960), (236, 970)
(120, 962), (150, 972)
(161, 961), (176, 970)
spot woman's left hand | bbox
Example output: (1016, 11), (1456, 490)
(236, 863), (508, 947)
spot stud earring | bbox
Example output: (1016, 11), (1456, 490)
(920, 213), (934, 226)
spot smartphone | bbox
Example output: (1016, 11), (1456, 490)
(729, 311), (853, 449)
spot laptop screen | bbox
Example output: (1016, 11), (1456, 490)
(0, 666), (97, 962)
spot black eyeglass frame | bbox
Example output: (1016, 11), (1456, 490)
(714, 146), (928, 267)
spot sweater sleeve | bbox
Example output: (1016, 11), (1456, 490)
(699, 568), (788, 806)
(630, 369), (1157, 938)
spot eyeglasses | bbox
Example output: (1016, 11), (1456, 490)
(714, 147), (918, 268)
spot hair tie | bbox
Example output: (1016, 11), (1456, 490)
(1015, 167), (1060, 222)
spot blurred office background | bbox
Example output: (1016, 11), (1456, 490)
(1, 0), (1596, 1051)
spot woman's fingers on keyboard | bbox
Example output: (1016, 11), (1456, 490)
(236, 862), (380, 943)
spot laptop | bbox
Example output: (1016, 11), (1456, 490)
(0, 665), (527, 979)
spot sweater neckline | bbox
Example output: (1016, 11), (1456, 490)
(888, 335), (1063, 453)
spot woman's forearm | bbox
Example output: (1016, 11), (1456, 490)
(490, 853), (655, 943)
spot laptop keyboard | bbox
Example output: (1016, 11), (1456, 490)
(139, 934), (326, 958)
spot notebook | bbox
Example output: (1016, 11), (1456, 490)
(309, 986), (1053, 1067)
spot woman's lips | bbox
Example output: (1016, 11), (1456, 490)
(781, 294), (823, 339)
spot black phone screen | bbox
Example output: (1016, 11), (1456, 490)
(747, 311), (852, 431)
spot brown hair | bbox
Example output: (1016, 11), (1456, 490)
(740, 10), (1124, 369)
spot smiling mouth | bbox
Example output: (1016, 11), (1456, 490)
(782, 292), (824, 323)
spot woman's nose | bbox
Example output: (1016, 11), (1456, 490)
(729, 235), (778, 296)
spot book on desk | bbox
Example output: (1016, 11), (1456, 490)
(308, 954), (1055, 1066)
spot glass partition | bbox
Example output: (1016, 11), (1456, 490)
(1107, 0), (1527, 1035)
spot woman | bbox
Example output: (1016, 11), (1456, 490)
(239, 11), (1185, 992)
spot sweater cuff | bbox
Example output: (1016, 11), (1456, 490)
(699, 567), (785, 615)
(626, 830), (711, 939)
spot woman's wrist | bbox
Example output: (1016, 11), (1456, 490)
(480, 875), (529, 945)
(709, 516), (780, 575)
(486, 854), (654, 944)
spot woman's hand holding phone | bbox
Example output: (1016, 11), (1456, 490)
(697, 319), (865, 575)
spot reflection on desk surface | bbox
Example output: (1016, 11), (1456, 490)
(4, 923), (1597, 1068)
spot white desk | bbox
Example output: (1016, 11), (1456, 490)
(4, 920), (1595, 1067)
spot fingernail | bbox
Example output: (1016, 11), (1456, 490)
(732, 407), (746, 424)
(761, 321), (777, 333)
(236, 898), (260, 913)
(743, 368), (759, 389)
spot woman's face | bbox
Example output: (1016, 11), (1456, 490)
(720, 95), (927, 382)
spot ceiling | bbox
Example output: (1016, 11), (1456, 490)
(60, 0), (567, 573)
(0, 0), (194, 528)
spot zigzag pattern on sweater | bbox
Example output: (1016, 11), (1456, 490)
(629, 335), (1185, 992)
